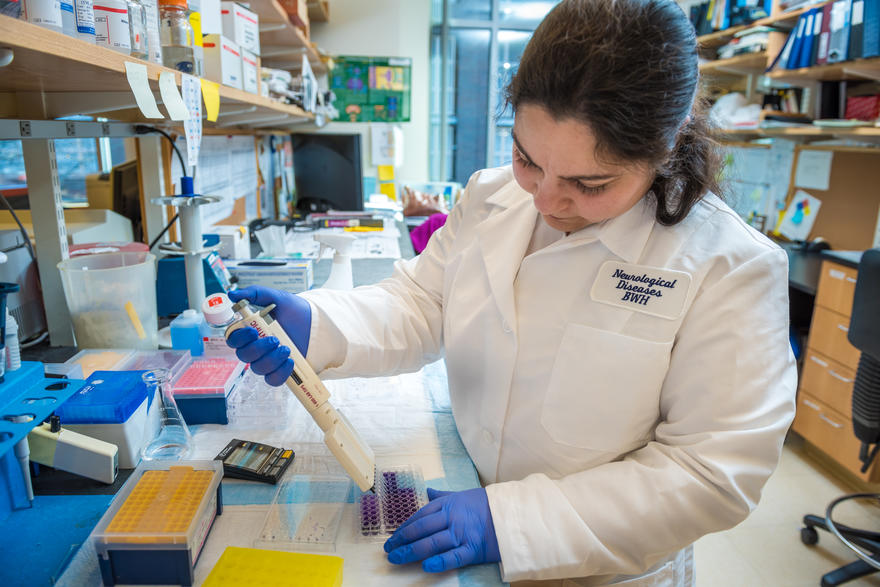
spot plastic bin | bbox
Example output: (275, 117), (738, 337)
(57, 252), (159, 350)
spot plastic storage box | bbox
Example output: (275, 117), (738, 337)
(64, 349), (135, 378)
(91, 460), (224, 586)
(56, 370), (159, 468)
(171, 358), (245, 425)
(119, 350), (191, 381)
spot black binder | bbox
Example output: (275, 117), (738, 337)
(851, 0), (866, 60)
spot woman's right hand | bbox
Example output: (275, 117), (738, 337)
(226, 286), (312, 386)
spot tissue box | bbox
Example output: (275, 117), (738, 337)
(225, 259), (313, 293)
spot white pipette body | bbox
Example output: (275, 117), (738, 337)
(221, 297), (376, 492)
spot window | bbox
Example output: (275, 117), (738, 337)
(429, 0), (560, 185)
(0, 135), (131, 207)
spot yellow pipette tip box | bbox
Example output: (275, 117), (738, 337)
(90, 460), (224, 586)
(204, 547), (343, 587)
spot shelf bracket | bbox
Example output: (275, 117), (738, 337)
(261, 45), (309, 58)
(216, 105), (259, 118)
(215, 112), (292, 128)
(41, 92), (157, 119)
(259, 22), (287, 32)
(20, 140), (75, 346)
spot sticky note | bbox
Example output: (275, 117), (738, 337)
(201, 79), (220, 122)
(379, 182), (397, 200)
(159, 72), (190, 121)
(377, 165), (395, 181)
(124, 62), (164, 119)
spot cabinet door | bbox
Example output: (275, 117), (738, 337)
(792, 393), (872, 482)
(807, 306), (862, 369)
(815, 261), (858, 317)
(800, 350), (856, 419)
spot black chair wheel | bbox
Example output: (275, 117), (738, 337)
(801, 526), (819, 545)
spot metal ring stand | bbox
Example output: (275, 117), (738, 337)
(825, 493), (880, 570)
(151, 194), (222, 310)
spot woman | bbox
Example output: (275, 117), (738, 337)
(227, 0), (797, 583)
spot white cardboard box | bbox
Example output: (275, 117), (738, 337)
(203, 34), (243, 90)
(221, 1), (260, 55)
(200, 0), (222, 34)
(241, 48), (259, 94)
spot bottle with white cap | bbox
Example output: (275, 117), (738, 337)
(200, 292), (239, 357)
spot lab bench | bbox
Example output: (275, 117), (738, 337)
(3, 225), (507, 586)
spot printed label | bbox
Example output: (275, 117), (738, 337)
(590, 261), (691, 320)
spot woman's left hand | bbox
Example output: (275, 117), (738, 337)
(384, 487), (501, 572)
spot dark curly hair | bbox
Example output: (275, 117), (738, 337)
(506, 0), (722, 225)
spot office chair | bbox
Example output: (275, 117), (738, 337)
(800, 248), (880, 587)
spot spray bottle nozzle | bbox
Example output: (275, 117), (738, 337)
(313, 233), (357, 290)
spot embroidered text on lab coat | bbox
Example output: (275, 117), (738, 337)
(590, 261), (692, 320)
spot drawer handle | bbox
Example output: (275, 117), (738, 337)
(846, 277), (857, 284)
(829, 269), (846, 280)
(803, 399), (821, 411)
(819, 414), (843, 429)
(829, 370), (852, 384)
(837, 324), (849, 333)
(810, 356), (829, 367)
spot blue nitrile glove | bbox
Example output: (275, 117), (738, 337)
(383, 487), (501, 573)
(226, 286), (312, 387)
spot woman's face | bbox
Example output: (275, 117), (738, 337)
(511, 104), (656, 233)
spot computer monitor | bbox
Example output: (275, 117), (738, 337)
(291, 133), (364, 214)
(111, 159), (143, 242)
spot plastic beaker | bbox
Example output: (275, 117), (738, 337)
(141, 368), (193, 461)
(57, 252), (158, 349)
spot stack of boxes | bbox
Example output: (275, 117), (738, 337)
(201, 1), (261, 94)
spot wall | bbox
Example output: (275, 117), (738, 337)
(310, 0), (431, 186)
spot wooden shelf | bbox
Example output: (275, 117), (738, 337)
(766, 57), (880, 83)
(251, 0), (326, 73)
(0, 15), (313, 127)
(307, 0), (329, 22)
(697, 4), (824, 53)
(716, 125), (880, 139)
(700, 52), (768, 76)
(698, 24), (751, 51)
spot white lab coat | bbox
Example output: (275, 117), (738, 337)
(299, 166), (797, 585)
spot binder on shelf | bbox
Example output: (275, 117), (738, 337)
(816, 2), (834, 64)
(771, 23), (799, 71)
(810, 6), (825, 66)
(850, 0), (866, 59)
(862, 0), (879, 58)
(826, 0), (853, 64)
(786, 13), (808, 68)
(798, 8), (818, 68)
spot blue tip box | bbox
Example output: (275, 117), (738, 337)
(55, 371), (158, 469)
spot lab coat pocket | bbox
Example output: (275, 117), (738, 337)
(541, 324), (672, 451)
